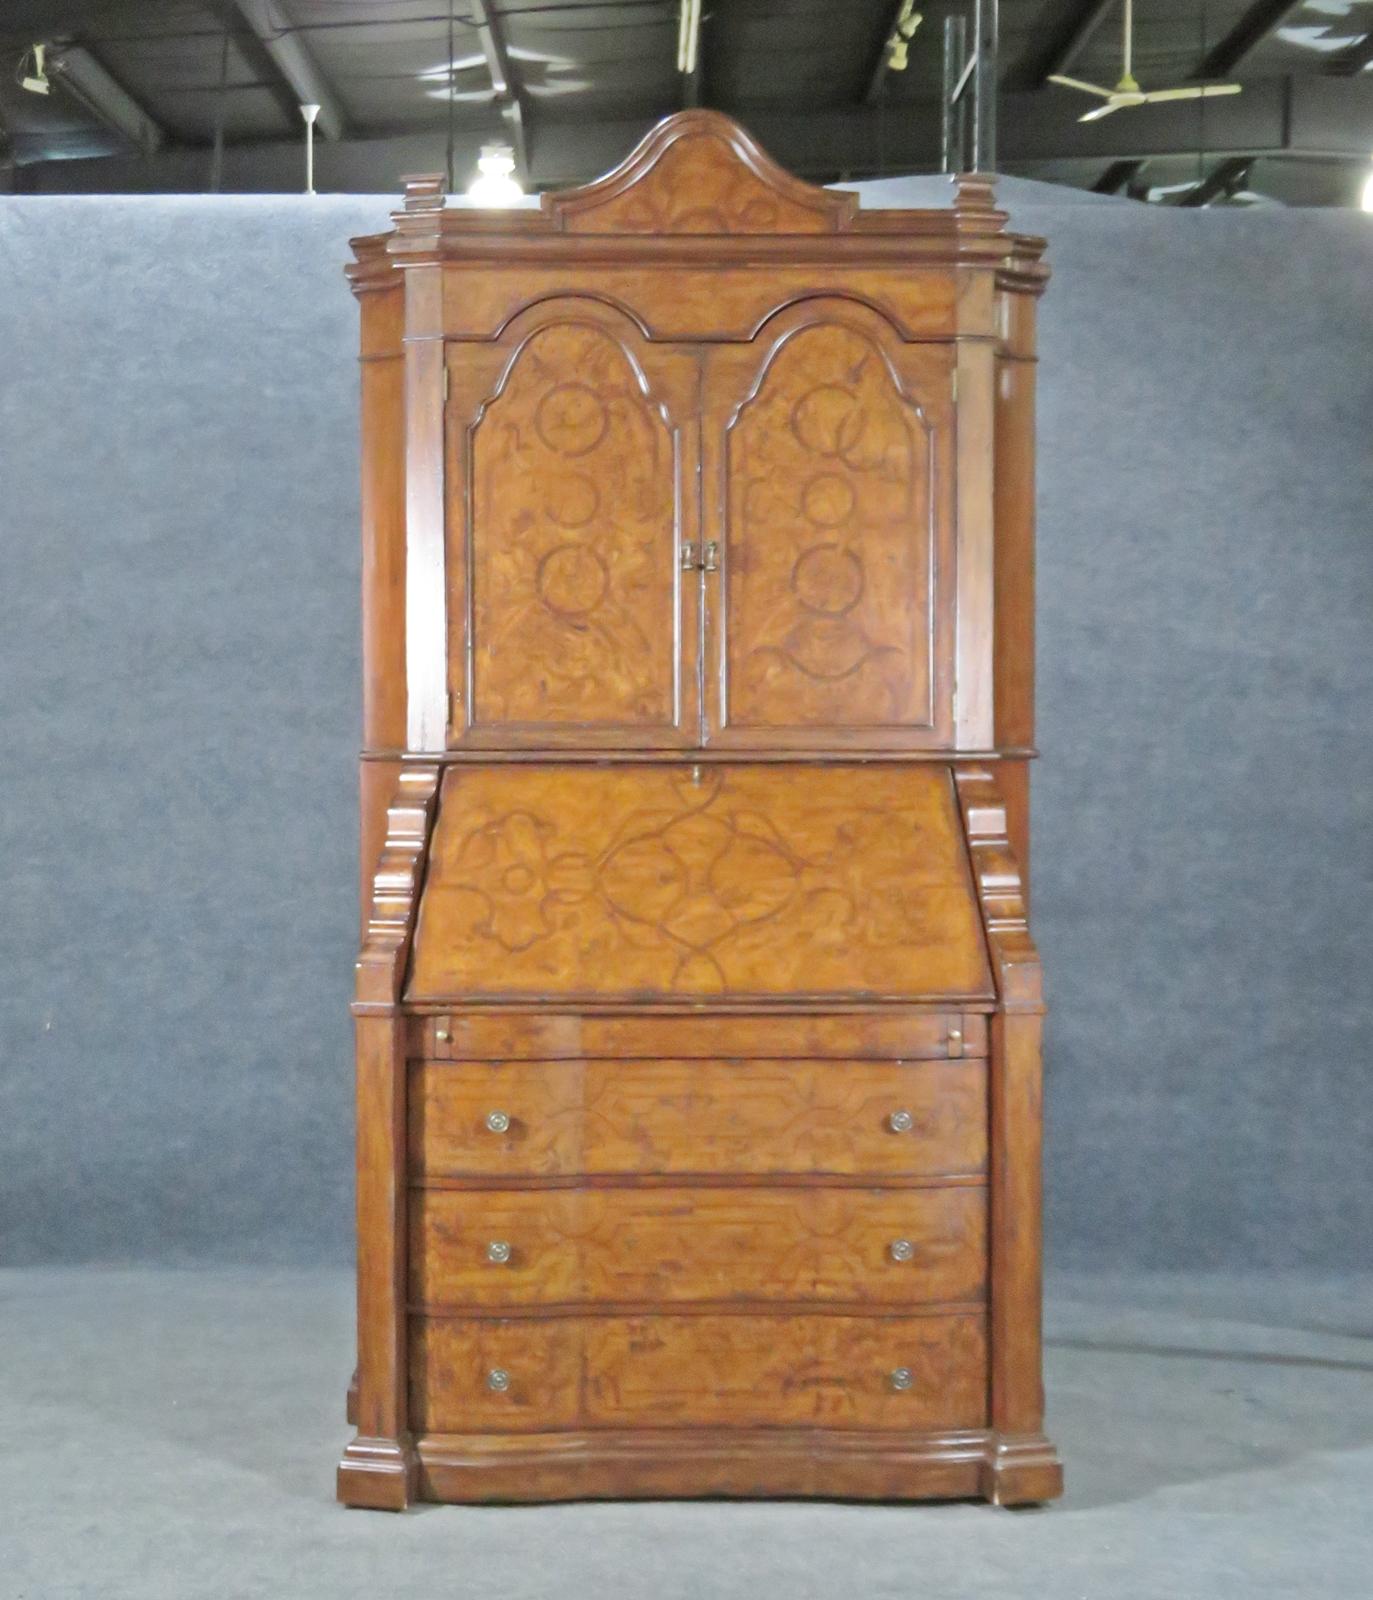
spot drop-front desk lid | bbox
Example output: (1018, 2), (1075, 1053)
(406, 764), (994, 1006)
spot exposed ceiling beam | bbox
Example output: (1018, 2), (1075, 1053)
(12, 78), (1373, 191)
(1194, 0), (1304, 79)
(230, 0), (345, 139)
(1177, 155), (1254, 205)
(470, 0), (529, 181)
(1091, 157), (1145, 193)
(1025, 0), (1119, 90)
(48, 43), (164, 156)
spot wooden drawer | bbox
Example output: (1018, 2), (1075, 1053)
(412, 1185), (985, 1308)
(412, 1311), (986, 1433)
(411, 1058), (986, 1178)
(419, 1012), (985, 1061)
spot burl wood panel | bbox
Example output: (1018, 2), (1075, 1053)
(547, 118), (853, 235)
(409, 1058), (988, 1179)
(704, 307), (955, 745)
(406, 764), (993, 1002)
(439, 264), (958, 344)
(412, 1312), (986, 1432)
(412, 1185), (985, 1307)
(458, 314), (692, 739)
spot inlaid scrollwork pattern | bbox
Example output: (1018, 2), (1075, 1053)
(407, 764), (993, 1000)
(409, 1057), (989, 1180)
(412, 1185), (986, 1307)
(721, 320), (936, 732)
(469, 321), (679, 730)
(545, 114), (856, 235)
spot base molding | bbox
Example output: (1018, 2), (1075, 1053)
(406, 1427), (1062, 1505)
(338, 1434), (418, 1511)
(978, 1432), (1065, 1506)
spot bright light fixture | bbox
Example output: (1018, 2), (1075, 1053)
(466, 144), (523, 206)
(1363, 164), (1373, 213)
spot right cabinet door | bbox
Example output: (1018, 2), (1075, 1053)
(702, 300), (956, 749)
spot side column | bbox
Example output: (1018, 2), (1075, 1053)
(338, 764), (441, 1511)
(955, 764), (1063, 1505)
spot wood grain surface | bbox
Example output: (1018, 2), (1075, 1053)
(411, 1184), (985, 1306)
(407, 764), (993, 1002)
(409, 1057), (987, 1178)
(702, 304), (955, 747)
(411, 1311), (986, 1431)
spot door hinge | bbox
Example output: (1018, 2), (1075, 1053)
(442, 365), (450, 404)
(951, 368), (959, 404)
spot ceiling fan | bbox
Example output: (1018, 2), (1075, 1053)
(1049, 0), (1242, 122)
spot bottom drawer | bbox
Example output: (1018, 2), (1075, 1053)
(411, 1311), (986, 1433)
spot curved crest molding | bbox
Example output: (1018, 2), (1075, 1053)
(542, 110), (859, 235)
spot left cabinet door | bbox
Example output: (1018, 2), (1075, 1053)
(445, 302), (701, 748)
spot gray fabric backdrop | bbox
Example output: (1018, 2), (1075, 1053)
(1, 186), (1369, 1270)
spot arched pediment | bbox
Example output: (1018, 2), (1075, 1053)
(542, 110), (858, 236)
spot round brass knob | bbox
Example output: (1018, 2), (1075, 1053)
(889, 1367), (915, 1392)
(486, 1240), (512, 1265)
(435, 1027), (450, 1044)
(886, 1109), (914, 1134)
(486, 1368), (511, 1393)
(888, 1238), (916, 1263)
(484, 1110), (511, 1134)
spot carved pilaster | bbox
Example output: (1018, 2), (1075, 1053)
(955, 765), (1062, 1505)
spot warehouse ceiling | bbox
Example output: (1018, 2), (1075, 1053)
(1, 0), (1370, 204)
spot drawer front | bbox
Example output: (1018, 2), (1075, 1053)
(412, 1312), (986, 1433)
(411, 1058), (986, 1178)
(412, 1317), (580, 1433)
(412, 1186), (985, 1307)
(422, 1012), (984, 1061)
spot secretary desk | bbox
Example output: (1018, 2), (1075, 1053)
(339, 110), (1061, 1510)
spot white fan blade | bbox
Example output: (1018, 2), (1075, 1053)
(1138, 84), (1243, 104)
(1048, 74), (1114, 99)
(1079, 100), (1126, 122)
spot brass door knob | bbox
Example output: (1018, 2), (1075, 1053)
(886, 1109), (914, 1134)
(888, 1238), (916, 1263)
(486, 1240), (512, 1265)
(486, 1368), (511, 1393)
(889, 1367), (915, 1392)
(484, 1110), (511, 1133)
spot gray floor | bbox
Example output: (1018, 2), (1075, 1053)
(2, 1269), (1369, 1599)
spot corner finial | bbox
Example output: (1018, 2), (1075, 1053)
(401, 173), (446, 212)
(953, 172), (999, 215)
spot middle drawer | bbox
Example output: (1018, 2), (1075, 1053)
(411, 1185), (985, 1308)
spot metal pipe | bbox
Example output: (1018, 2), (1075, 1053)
(941, 15), (967, 173)
(972, 0), (998, 172)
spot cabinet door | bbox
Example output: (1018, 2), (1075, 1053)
(702, 300), (956, 749)
(446, 300), (700, 748)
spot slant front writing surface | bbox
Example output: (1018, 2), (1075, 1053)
(406, 763), (994, 1003)
(446, 301), (700, 748)
(704, 303), (955, 747)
